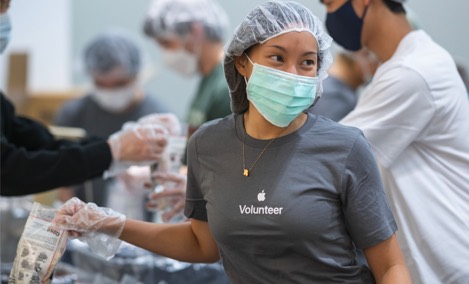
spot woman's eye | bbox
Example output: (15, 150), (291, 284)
(302, 59), (315, 66)
(269, 55), (284, 62)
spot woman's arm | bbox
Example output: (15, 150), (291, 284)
(364, 234), (412, 284)
(54, 197), (219, 264)
(120, 218), (220, 263)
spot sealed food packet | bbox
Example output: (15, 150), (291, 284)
(8, 202), (68, 284)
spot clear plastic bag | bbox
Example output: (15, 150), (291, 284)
(8, 202), (68, 284)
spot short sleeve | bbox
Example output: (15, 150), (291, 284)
(184, 132), (208, 221)
(341, 67), (434, 168)
(340, 132), (397, 249)
(54, 100), (80, 127)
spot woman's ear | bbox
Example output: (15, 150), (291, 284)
(235, 55), (249, 78)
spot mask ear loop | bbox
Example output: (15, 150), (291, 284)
(243, 53), (255, 86)
(244, 53), (255, 66)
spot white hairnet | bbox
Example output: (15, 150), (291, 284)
(224, 1), (333, 114)
(84, 31), (141, 78)
(143, 0), (229, 42)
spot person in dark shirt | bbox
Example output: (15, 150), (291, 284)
(0, 0), (168, 196)
(1, 93), (167, 196)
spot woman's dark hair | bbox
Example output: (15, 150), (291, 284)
(383, 0), (406, 14)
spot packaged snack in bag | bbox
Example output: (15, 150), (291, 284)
(8, 202), (68, 284)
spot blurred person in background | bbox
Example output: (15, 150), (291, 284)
(54, 31), (171, 216)
(309, 49), (379, 121)
(322, 0), (469, 282)
(0, 0), (168, 197)
(143, 0), (232, 135)
(0, 0), (11, 53)
(311, 6), (419, 122)
(142, 0), (233, 214)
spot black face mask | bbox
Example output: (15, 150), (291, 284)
(325, 0), (369, 51)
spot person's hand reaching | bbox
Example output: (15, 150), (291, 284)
(108, 124), (168, 163)
(52, 197), (125, 239)
(137, 113), (182, 136)
(146, 171), (187, 223)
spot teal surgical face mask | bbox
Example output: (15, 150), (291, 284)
(0, 13), (12, 54)
(245, 55), (318, 127)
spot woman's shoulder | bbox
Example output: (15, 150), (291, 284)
(187, 114), (236, 153)
(191, 114), (235, 139)
(307, 114), (373, 161)
(312, 114), (363, 137)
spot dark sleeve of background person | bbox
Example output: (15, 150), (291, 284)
(0, 93), (113, 196)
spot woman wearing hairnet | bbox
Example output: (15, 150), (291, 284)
(143, 0), (232, 135)
(53, 2), (411, 283)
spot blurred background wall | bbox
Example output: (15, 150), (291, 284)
(0, 0), (468, 120)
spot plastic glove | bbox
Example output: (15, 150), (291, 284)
(138, 112), (187, 177)
(107, 166), (151, 220)
(137, 113), (183, 136)
(118, 165), (152, 192)
(108, 123), (168, 162)
(146, 171), (187, 223)
(52, 197), (126, 259)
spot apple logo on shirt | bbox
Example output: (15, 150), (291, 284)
(239, 189), (283, 215)
(257, 190), (266, 202)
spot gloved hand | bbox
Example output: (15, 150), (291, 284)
(118, 165), (152, 193)
(137, 113), (183, 136)
(52, 197), (126, 259)
(106, 166), (151, 220)
(108, 123), (168, 162)
(147, 171), (187, 223)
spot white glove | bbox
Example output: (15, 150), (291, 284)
(137, 113), (183, 136)
(147, 171), (187, 223)
(52, 197), (126, 259)
(107, 123), (168, 163)
(117, 165), (152, 192)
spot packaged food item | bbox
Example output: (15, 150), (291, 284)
(8, 202), (68, 284)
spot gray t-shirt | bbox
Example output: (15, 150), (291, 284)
(54, 93), (170, 206)
(185, 113), (397, 284)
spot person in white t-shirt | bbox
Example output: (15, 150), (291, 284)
(321, 0), (469, 283)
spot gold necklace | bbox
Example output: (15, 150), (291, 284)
(242, 127), (288, 177)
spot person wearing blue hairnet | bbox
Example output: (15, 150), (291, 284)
(0, 0), (168, 196)
(54, 30), (171, 209)
(53, 2), (412, 283)
(321, 1), (469, 283)
(143, 0), (231, 135)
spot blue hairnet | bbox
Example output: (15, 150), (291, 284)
(84, 31), (141, 78)
(143, 0), (229, 42)
(224, 1), (333, 114)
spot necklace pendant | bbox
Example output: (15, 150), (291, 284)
(243, 169), (249, 177)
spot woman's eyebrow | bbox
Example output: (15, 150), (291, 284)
(303, 51), (318, 56)
(266, 45), (318, 56)
(266, 44), (287, 52)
